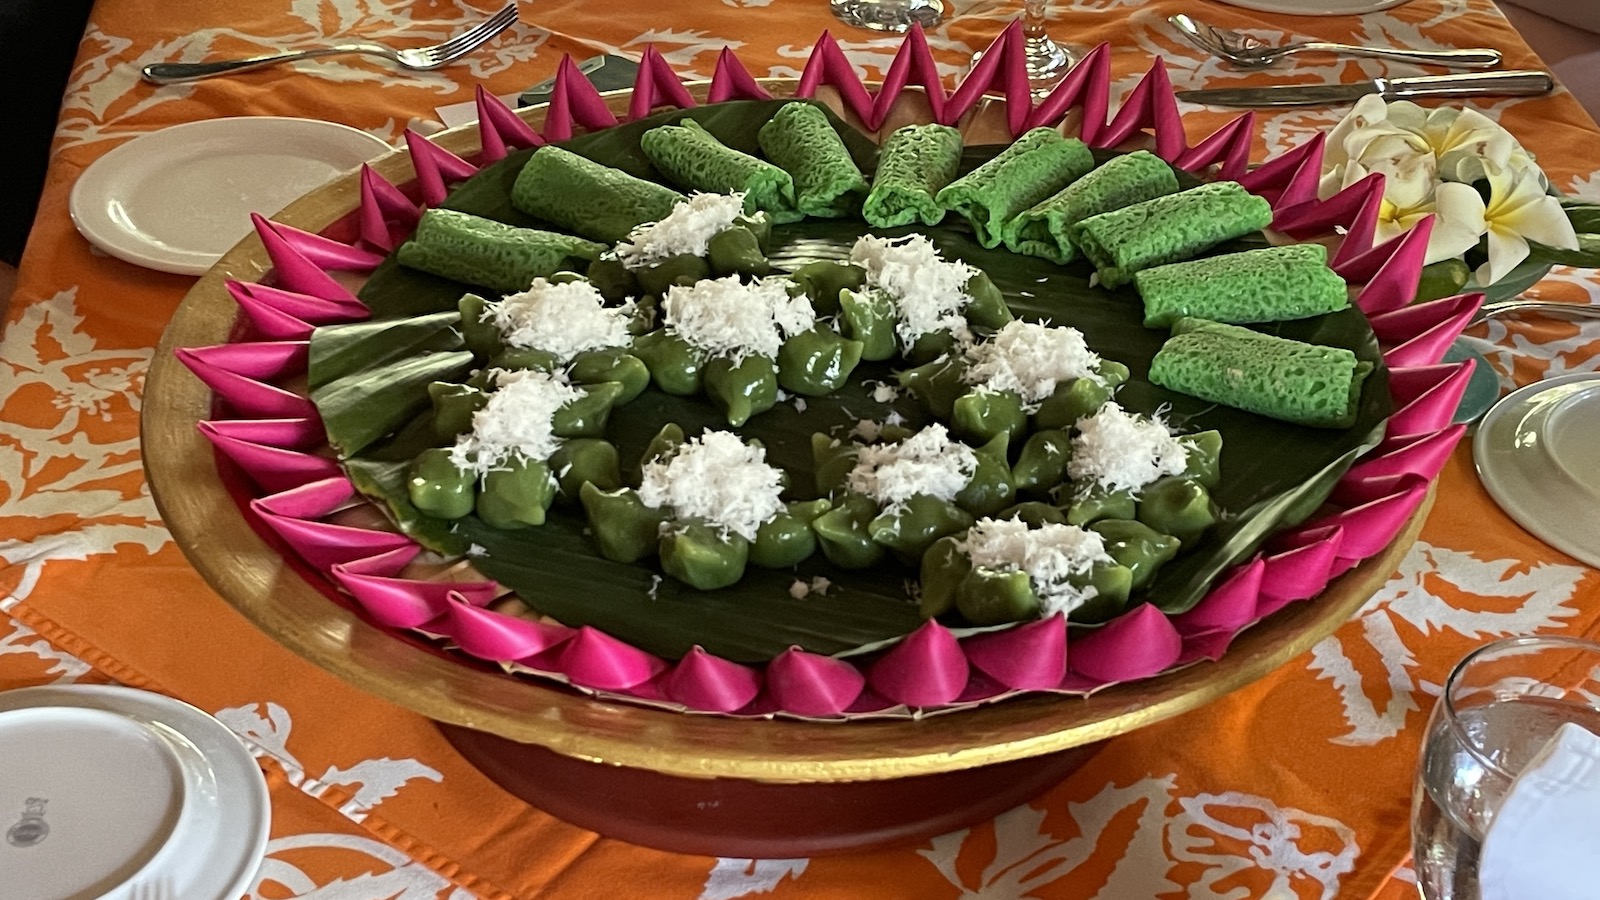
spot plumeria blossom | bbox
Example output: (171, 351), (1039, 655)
(1442, 165), (1579, 285)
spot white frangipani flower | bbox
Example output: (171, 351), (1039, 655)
(1455, 165), (1580, 285)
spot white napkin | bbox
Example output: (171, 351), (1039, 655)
(1480, 721), (1600, 900)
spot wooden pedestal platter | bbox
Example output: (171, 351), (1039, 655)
(142, 79), (1435, 856)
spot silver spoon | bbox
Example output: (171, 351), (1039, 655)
(1170, 15), (1503, 70)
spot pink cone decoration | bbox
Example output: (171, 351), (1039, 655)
(334, 569), (496, 629)
(870, 23), (945, 129)
(868, 620), (969, 706)
(1347, 425), (1466, 484)
(447, 598), (573, 661)
(1331, 472), (1430, 509)
(1025, 42), (1111, 137)
(1180, 630), (1239, 664)
(334, 545), (421, 578)
(198, 417), (323, 451)
(1335, 217), (1421, 283)
(1069, 604), (1183, 683)
(542, 55), (621, 142)
(557, 626), (668, 691)
(475, 85), (543, 164)
(200, 430), (342, 494)
(1273, 171), (1383, 239)
(1387, 363), (1473, 437)
(250, 213), (385, 272)
(962, 614), (1067, 690)
(796, 31), (876, 126)
(1384, 310), (1475, 368)
(1320, 480), (1431, 560)
(233, 294), (316, 340)
(249, 507), (415, 571)
(176, 353), (317, 419)
(1173, 558), (1265, 635)
(664, 646), (762, 713)
(1175, 111), (1256, 182)
(1369, 293), (1483, 343)
(708, 47), (770, 102)
(403, 129), (479, 207)
(176, 341), (307, 382)
(1351, 215), (1432, 313)
(766, 646), (867, 716)
(227, 280), (368, 325)
(1240, 132), (1326, 208)
(1258, 528), (1344, 614)
(253, 217), (362, 303)
(358, 165), (422, 251)
(252, 475), (355, 519)
(1095, 59), (1185, 163)
(628, 46), (696, 121)
(944, 21), (1032, 135)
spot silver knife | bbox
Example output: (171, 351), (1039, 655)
(1175, 70), (1554, 107)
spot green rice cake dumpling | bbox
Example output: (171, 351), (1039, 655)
(512, 145), (685, 243)
(640, 119), (801, 223)
(935, 127), (1095, 249)
(1069, 182), (1273, 288)
(1001, 150), (1180, 264)
(1148, 317), (1370, 429)
(862, 123), (964, 228)
(756, 102), (869, 218)
(395, 208), (605, 294)
(1135, 243), (1351, 328)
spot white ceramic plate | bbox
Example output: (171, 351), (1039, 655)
(0, 685), (271, 900)
(1474, 373), (1600, 567)
(1210, 0), (1412, 15)
(70, 116), (390, 276)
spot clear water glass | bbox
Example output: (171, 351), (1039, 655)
(1412, 635), (1600, 899)
(1021, 0), (1073, 85)
(829, 0), (944, 33)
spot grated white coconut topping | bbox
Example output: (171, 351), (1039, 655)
(615, 192), (750, 266)
(958, 517), (1114, 616)
(449, 369), (581, 476)
(848, 234), (976, 345)
(1067, 403), (1190, 494)
(962, 320), (1103, 409)
(846, 423), (977, 509)
(637, 430), (786, 541)
(485, 278), (634, 362)
(662, 275), (815, 361)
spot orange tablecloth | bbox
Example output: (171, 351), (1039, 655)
(5, 1), (1600, 897)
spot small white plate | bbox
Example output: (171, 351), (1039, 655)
(0, 685), (271, 900)
(1210, 0), (1412, 15)
(70, 116), (390, 276)
(1474, 373), (1600, 567)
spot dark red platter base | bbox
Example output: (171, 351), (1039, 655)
(439, 723), (1102, 858)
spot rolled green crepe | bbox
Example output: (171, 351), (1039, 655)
(395, 209), (605, 294)
(935, 128), (1095, 249)
(640, 119), (802, 224)
(862, 123), (963, 228)
(756, 102), (868, 219)
(512, 146), (685, 243)
(1149, 317), (1370, 429)
(1069, 182), (1274, 288)
(1135, 244), (1350, 328)
(1002, 150), (1179, 264)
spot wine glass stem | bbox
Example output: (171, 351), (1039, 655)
(1023, 0), (1049, 39)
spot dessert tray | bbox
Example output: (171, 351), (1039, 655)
(143, 25), (1474, 780)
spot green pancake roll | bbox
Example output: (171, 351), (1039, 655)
(756, 102), (868, 218)
(1001, 150), (1180, 264)
(640, 119), (802, 224)
(1069, 182), (1274, 288)
(1149, 317), (1371, 429)
(395, 209), (605, 294)
(512, 145), (685, 243)
(1135, 243), (1351, 328)
(935, 128), (1095, 249)
(862, 123), (963, 228)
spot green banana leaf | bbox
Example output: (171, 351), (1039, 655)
(314, 99), (1390, 664)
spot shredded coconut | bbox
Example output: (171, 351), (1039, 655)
(962, 320), (1103, 409)
(485, 278), (634, 362)
(637, 430), (786, 541)
(662, 275), (815, 362)
(809, 576), (832, 596)
(848, 234), (976, 344)
(958, 517), (1114, 616)
(846, 423), (977, 509)
(1067, 402), (1190, 494)
(870, 381), (901, 403)
(850, 419), (882, 442)
(789, 579), (810, 600)
(615, 192), (750, 266)
(449, 369), (581, 476)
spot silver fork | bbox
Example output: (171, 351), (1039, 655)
(1471, 299), (1600, 325)
(141, 3), (518, 84)
(1169, 14), (1502, 70)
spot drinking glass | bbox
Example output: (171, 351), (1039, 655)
(1412, 635), (1600, 899)
(1020, 0), (1073, 85)
(829, 0), (944, 33)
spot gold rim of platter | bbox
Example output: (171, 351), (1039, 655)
(143, 78), (1430, 783)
